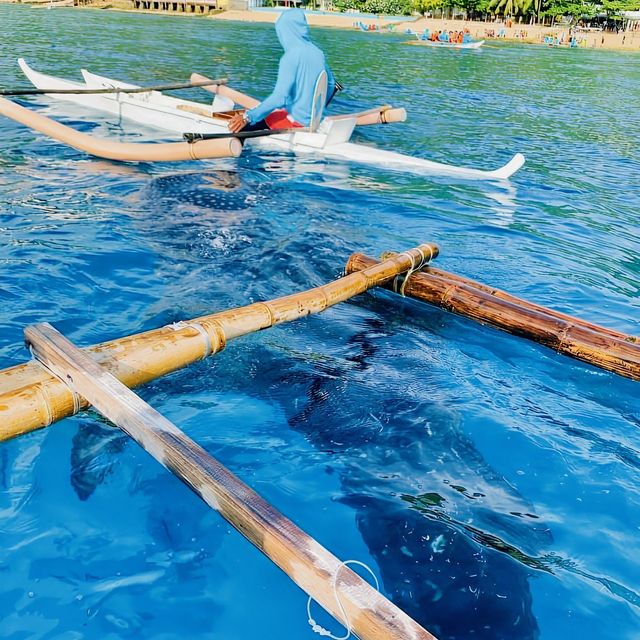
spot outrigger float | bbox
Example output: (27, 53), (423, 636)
(1, 243), (638, 639)
(0, 59), (526, 180)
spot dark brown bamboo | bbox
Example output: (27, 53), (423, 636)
(425, 266), (635, 343)
(346, 253), (640, 381)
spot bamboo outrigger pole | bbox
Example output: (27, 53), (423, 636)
(25, 323), (437, 640)
(346, 253), (640, 381)
(0, 243), (438, 442)
(0, 96), (242, 162)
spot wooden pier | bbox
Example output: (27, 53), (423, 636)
(132, 0), (222, 14)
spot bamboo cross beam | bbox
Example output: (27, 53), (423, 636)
(345, 253), (640, 381)
(0, 243), (438, 442)
(25, 323), (437, 640)
(191, 72), (260, 109)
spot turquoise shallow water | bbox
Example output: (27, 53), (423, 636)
(1, 6), (639, 639)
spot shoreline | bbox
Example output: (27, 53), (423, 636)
(213, 10), (640, 52)
(3, 0), (639, 52)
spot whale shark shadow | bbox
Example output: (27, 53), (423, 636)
(221, 316), (552, 640)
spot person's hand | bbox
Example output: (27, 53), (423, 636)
(228, 112), (247, 134)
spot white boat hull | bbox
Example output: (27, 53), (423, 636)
(18, 59), (523, 180)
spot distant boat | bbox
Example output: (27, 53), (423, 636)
(357, 21), (380, 32)
(408, 39), (485, 49)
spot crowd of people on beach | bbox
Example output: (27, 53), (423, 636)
(428, 28), (472, 43)
(484, 27), (507, 38)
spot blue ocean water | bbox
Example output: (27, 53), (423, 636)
(0, 6), (639, 639)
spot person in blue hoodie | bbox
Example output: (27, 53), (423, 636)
(228, 8), (336, 133)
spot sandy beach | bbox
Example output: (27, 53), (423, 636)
(3, 0), (638, 52)
(214, 9), (640, 52)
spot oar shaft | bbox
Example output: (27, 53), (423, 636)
(0, 244), (439, 441)
(0, 78), (228, 97)
(346, 253), (640, 381)
(184, 127), (304, 142)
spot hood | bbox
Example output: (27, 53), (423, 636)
(275, 9), (310, 50)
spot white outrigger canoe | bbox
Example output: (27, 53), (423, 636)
(18, 59), (524, 180)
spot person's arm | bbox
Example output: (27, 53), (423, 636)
(245, 54), (296, 125)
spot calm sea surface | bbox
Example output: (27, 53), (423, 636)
(0, 6), (639, 639)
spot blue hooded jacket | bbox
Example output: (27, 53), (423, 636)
(245, 9), (336, 126)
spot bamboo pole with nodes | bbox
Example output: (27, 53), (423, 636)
(346, 252), (640, 381)
(0, 243), (438, 442)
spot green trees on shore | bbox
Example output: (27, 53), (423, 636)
(333, 0), (640, 21)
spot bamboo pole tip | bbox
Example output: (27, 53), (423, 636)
(345, 243), (440, 275)
(229, 138), (242, 158)
(344, 252), (364, 274)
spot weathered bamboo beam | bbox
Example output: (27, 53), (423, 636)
(345, 253), (640, 381)
(0, 244), (438, 442)
(25, 323), (436, 640)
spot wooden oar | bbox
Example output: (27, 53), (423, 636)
(0, 244), (439, 441)
(183, 128), (305, 142)
(346, 252), (640, 381)
(0, 77), (228, 97)
(25, 323), (437, 640)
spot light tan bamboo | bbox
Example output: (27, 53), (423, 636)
(26, 323), (437, 640)
(346, 253), (640, 381)
(330, 106), (407, 126)
(356, 107), (407, 126)
(0, 96), (242, 161)
(0, 243), (439, 442)
(191, 72), (260, 109)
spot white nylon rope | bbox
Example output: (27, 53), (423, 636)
(167, 321), (213, 358)
(392, 245), (434, 296)
(306, 560), (380, 640)
(29, 344), (81, 418)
